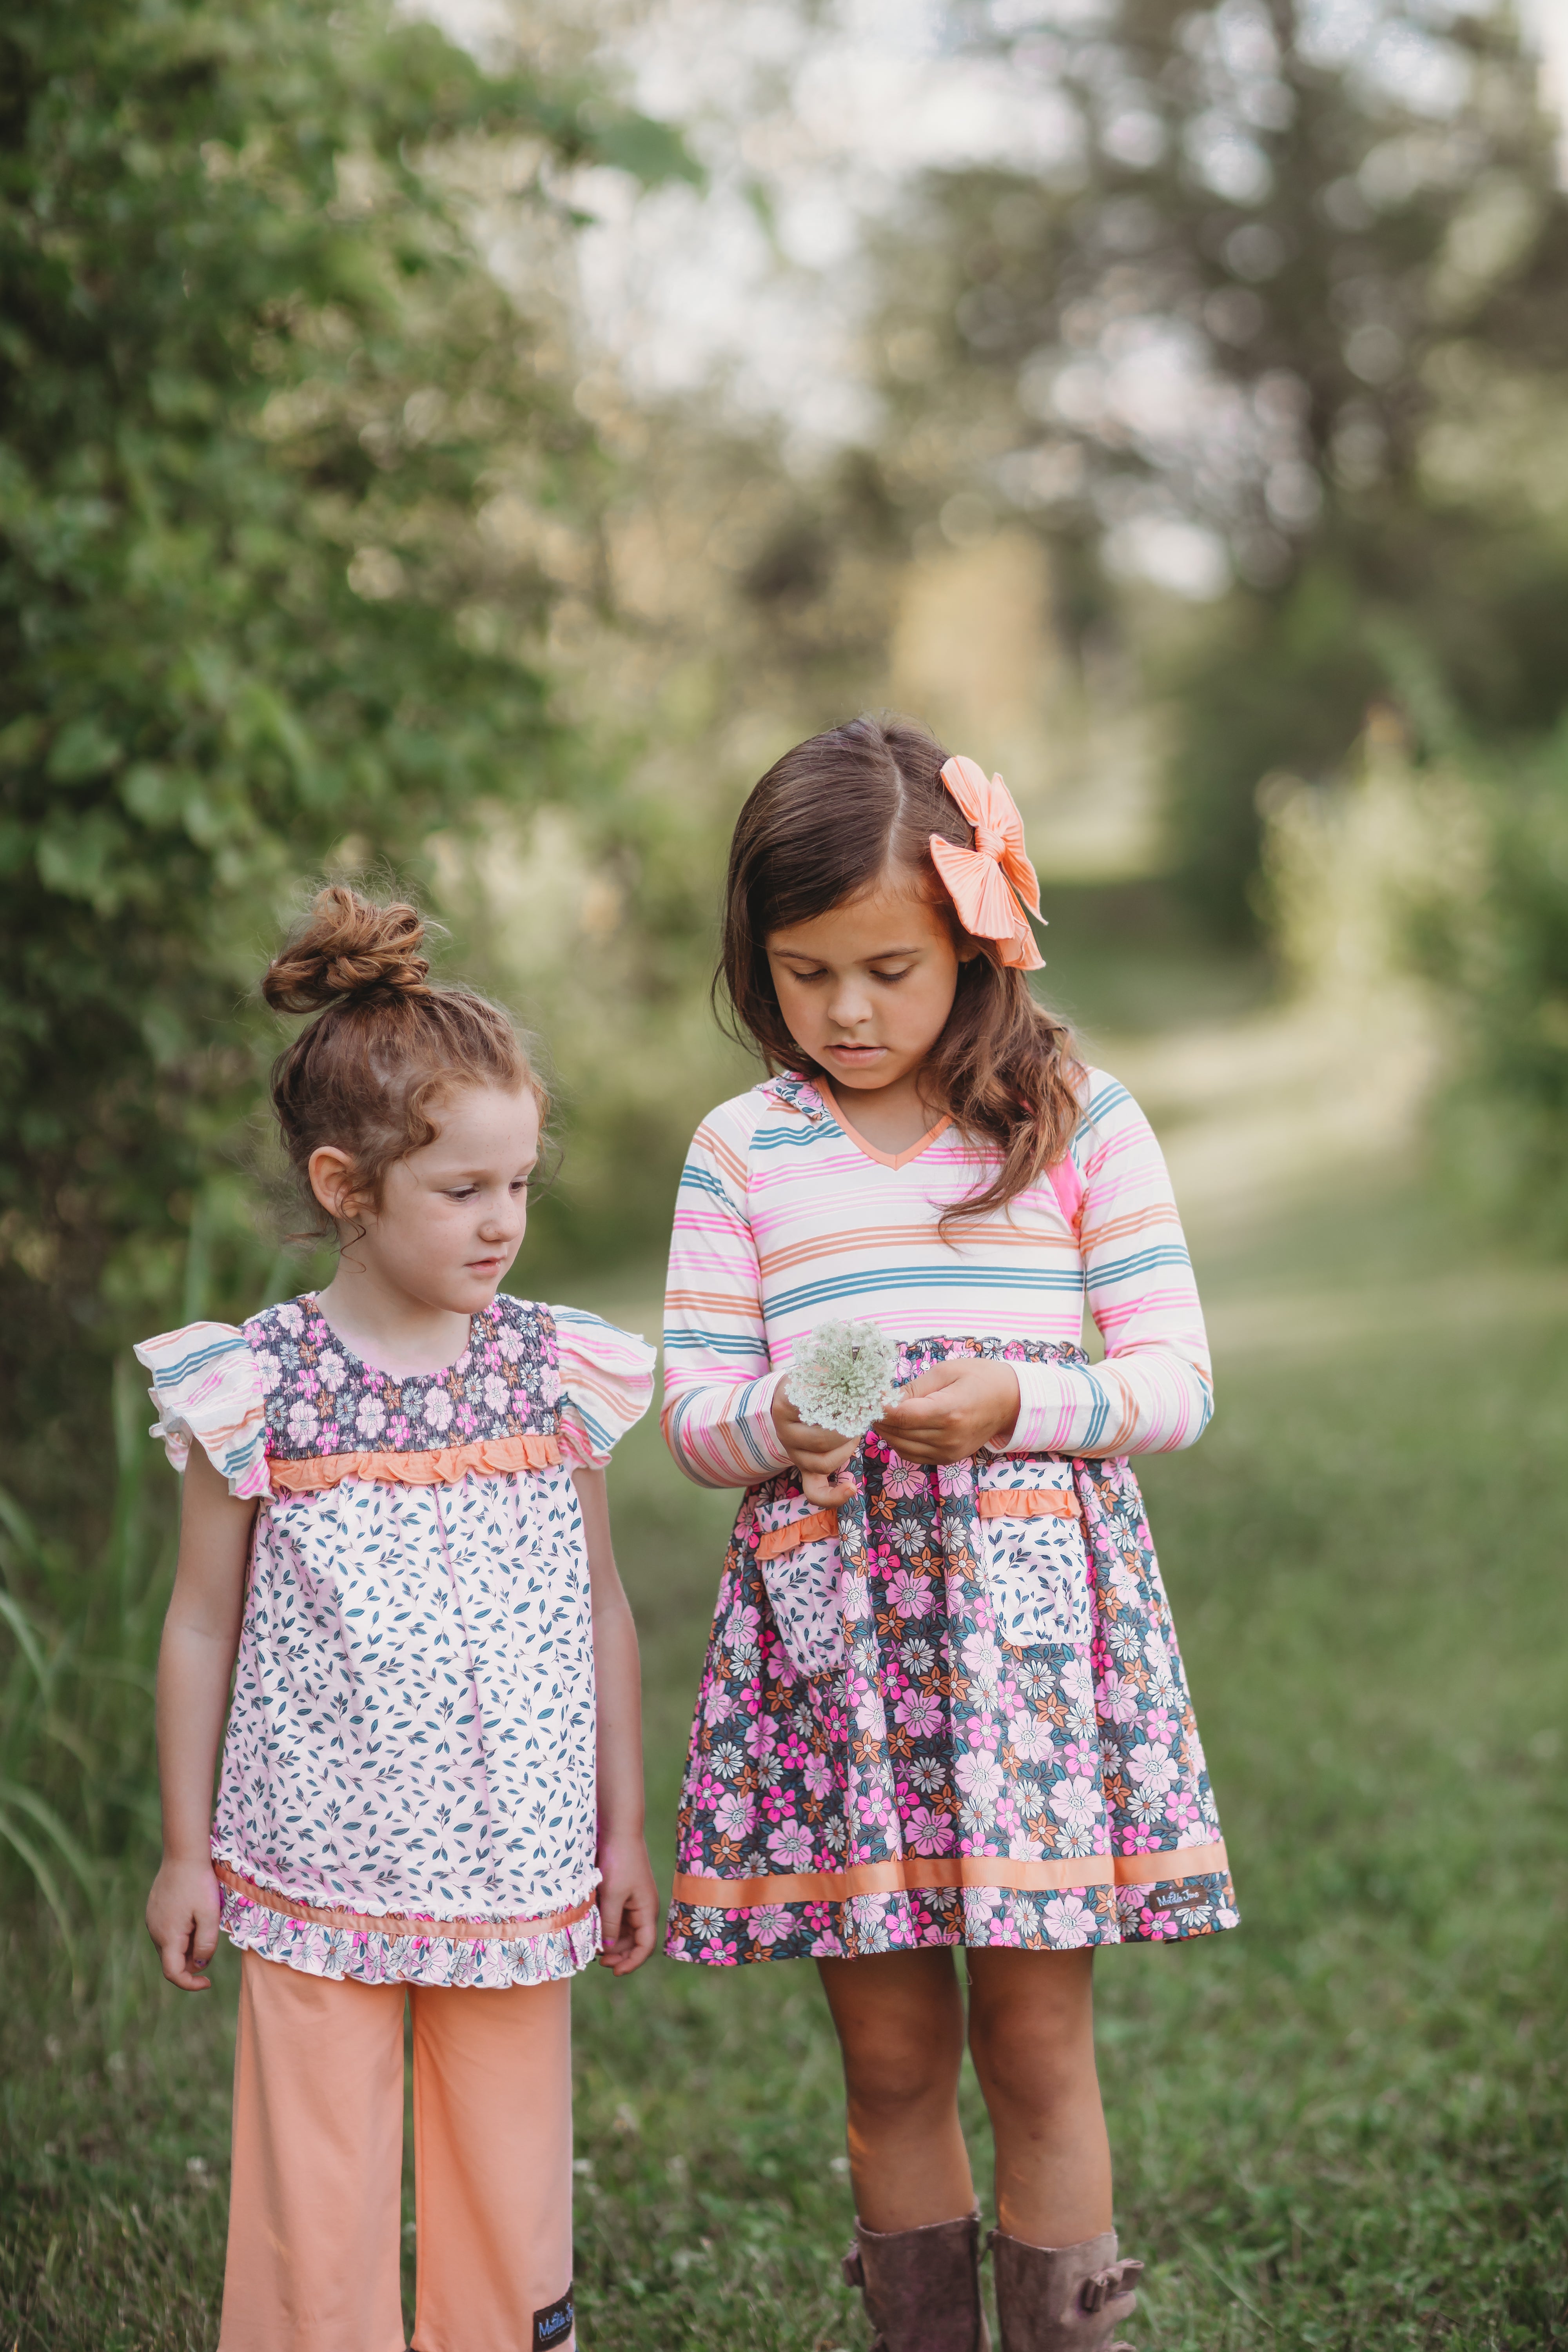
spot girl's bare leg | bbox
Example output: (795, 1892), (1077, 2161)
(965, 1946), (1112, 2245)
(817, 1949), (976, 2229)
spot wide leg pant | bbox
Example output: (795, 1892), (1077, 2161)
(218, 1952), (575, 2352)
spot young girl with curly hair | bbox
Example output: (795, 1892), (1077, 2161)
(661, 718), (1238, 2352)
(138, 887), (657, 2352)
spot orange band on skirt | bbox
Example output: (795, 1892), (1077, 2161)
(670, 1842), (1228, 1907)
(267, 1430), (561, 1494)
(214, 1859), (595, 1942)
(754, 1507), (841, 1559)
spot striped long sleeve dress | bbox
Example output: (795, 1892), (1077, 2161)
(661, 1066), (1238, 1964)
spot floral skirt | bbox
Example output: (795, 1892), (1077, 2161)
(665, 1338), (1238, 1965)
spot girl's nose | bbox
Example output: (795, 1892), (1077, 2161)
(826, 982), (872, 1029)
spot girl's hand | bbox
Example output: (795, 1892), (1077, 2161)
(873, 1360), (1020, 1465)
(771, 1387), (860, 1508)
(147, 1856), (223, 1991)
(595, 1833), (661, 1975)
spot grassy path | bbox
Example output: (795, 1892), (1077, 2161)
(4, 1185), (1566, 2348)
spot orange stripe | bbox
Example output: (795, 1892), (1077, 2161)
(268, 1430), (561, 1493)
(214, 1860), (595, 1942)
(976, 1487), (1082, 1521)
(670, 1843), (1227, 1906)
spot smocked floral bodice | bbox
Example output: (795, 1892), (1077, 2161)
(248, 1294), (562, 1463)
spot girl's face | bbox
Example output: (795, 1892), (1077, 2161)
(764, 877), (972, 1097)
(310, 1082), (540, 1317)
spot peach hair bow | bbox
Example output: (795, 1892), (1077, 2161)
(929, 755), (1045, 971)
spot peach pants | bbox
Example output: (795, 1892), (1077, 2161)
(218, 1952), (575, 2352)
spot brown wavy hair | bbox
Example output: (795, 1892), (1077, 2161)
(719, 715), (1083, 1227)
(264, 884), (543, 1240)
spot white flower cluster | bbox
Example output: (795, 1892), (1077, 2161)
(783, 1318), (900, 1439)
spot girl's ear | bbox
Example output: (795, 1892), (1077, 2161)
(307, 1145), (363, 1226)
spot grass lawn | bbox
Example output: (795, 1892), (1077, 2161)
(3, 1181), (1566, 2350)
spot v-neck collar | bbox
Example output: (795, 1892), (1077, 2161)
(812, 1076), (951, 1171)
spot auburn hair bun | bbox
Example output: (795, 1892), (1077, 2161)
(263, 885), (433, 1014)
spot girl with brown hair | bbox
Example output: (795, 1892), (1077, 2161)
(661, 717), (1237, 2352)
(137, 886), (657, 2352)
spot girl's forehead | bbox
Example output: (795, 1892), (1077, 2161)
(766, 878), (948, 958)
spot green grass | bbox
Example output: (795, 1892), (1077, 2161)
(4, 1187), (1566, 2350)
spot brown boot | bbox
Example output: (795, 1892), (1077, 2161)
(988, 2229), (1143, 2352)
(842, 2211), (991, 2352)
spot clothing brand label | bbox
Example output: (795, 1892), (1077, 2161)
(533, 2290), (574, 2349)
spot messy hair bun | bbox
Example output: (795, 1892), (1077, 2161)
(266, 884), (543, 1239)
(262, 885), (433, 1013)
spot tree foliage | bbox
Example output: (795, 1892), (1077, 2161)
(0, 0), (693, 1487)
(871, 0), (1568, 925)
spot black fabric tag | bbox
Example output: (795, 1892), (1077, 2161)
(533, 2289), (574, 2349)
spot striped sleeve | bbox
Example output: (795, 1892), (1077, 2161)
(551, 1307), (657, 1470)
(661, 1096), (793, 1490)
(1007, 1074), (1213, 1457)
(134, 1322), (270, 1499)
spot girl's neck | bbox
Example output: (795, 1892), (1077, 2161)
(311, 1264), (476, 1379)
(818, 1065), (942, 1157)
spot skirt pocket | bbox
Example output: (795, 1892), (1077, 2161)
(753, 1504), (847, 1677)
(976, 1459), (1092, 1651)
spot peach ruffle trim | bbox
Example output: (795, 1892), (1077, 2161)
(214, 1860), (595, 1942)
(268, 1429), (561, 1494)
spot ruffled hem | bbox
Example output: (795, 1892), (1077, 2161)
(267, 1430), (562, 1492)
(665, 1868), (1238, 1965)
(219, 1881), (602, 1987)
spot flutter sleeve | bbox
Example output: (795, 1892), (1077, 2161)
(551, 1307), (657, 1470)
(133, 1322), (270, 1500)
(1006, 1071), (1214, 1458)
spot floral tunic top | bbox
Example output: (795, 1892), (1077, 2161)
(136, 1294), (654, 1988)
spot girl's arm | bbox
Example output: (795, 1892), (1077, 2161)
(574, 1466), (659, 1975)
(662, 1101), (795, 1488)
(146, 1444), (256, 1991)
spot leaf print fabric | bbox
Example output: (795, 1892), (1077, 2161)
(139, 1295), (654, 1989)
(665, 1338), (1237, 1966)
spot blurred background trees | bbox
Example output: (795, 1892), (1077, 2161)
(3, 0), (1568, 1877)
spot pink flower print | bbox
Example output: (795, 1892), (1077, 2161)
(857, 1784), (893, 1831)
(1166, 1789), (1203, 1836)
(760, 1785), (795, 1824)
(355, 1394), (387, 1442)
(713, 1791), (756, 1841)
(1042, 1894), (1096, 1949)
(1061, 1741), (1091, 1777)
(423, 1387), (454, 1436)
(882, 1454), (928, 1499)
(1007, 1710), (1054, 1764)
(1120, 1824), (1158, 1856)
(886, 1569), (935, 1621)
(1060, 1656), (1095, 1711)
(1096, 1672), (1141, 1726)
(994, 1794), (1023, 1838)
(767, 1819), (814, 1869)
(777, 1730), (811, 1772)
(936, 1459), (974, 1498)
(704, 1683), (735, 1728)
(1048, 1774), (1103, 1835)
(483, 1373), (508, 1415)
(960, 1630), (1004, 1687)
(904, 1805), (954, 1857)
(802, 1753), (835, 1801)
(454, 1400), (477, 1437)
(691, 1771), (723, 1812)
(496, 1324), (525, 1363)
(955, 1749), (1004, 1807)
(725, 1603), (762, 1655)
(1127, 1740), (1178, 1795)
(841, 1572), (873, 1622)
(746, 1906), (794, 1946)
(744, 1715), (777, 1763)
(286, 1399), (320, 1447)
(538, 1368), (564, 1405)
(385, 1413), (412, 1450)
(895, 1688), (944, 1740)
(810, 1932), (845, 1958)
(316, 1349), (347, 1393)
(276, 1302), (304, 1335)
(1145, 1706), (1178, 1745)
(253, 1347), (283, 1393)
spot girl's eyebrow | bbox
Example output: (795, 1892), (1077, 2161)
(773, 943), (924, 961)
